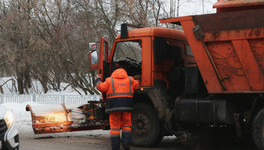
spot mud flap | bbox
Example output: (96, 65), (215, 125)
(147, 86), (171, 120)
(26, 102), (108, 134)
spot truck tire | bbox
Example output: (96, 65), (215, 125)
(131, 103), (161, 147)
(252, 108), (264, 149)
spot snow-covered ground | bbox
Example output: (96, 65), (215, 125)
(0, 76), (106, 138)
(2, 102), (40, 136)
(0, 77), (89, 95)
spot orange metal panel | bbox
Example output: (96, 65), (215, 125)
(214, 0), (264, 12)
(115, 27), (186, 42)
(232, 40), (264, 90)
(214, 0), (264, 8)
(98, 37), (108, 78)
(159, 16), (193, 25)
(207, 42), (250, 91)
(250, 39), (264, 73)
(203, 28), (264, 42)
(180, 21), (223, 93)
(142, 37), (152, 87)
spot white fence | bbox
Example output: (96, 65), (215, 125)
(0, 94), (101, 104)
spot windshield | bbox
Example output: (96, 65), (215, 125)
(113, 41), (142, 62)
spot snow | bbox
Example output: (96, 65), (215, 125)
(0, 77), (107, 138)
(2, 102), (41, 136)
(0, 77), (89, 95)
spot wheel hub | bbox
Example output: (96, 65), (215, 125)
(136, 121), (144, 129)
(132, 113), (151, 137)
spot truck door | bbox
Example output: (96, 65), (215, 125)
(98, 37), (110, 80)
(89, 37), (110, 80)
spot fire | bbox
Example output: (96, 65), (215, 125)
(35, 112), (69, 124)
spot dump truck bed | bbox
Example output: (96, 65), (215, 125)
(160, 6), (264, 94)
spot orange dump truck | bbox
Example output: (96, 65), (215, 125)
(158, 0), (264, 148)
(26, 0), (264, 149)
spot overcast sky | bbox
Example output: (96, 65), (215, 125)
(168, 0), (218, 16)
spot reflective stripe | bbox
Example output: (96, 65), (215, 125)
(110, 134), (120, 138)
(111, 128), (120, 131)
(111, 77), (115, 95)
(106, 107), (133, 112)
(108, 77), (133, 97)
(110, 129), (121, 135)
(128, 77), (132, 93)
(110, 130), (120, 134)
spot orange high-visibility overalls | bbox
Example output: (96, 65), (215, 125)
(96, 68), (139, 150)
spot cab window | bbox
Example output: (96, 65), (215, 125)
(112, 40), (142, 77)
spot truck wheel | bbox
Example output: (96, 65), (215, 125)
(252, 108), (264, 149)
(131, 103), (161, 147)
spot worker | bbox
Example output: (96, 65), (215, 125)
(95, 68), (139, 150)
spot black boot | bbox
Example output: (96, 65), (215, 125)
(122, 132), (131, 150)
(111, 135), (120, 150)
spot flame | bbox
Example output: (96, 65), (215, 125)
(35, 112), (69, 124)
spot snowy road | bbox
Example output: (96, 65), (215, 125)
(19, 131), (185, 150)
(19, 131), (189, 150)
(19, 131), (257, 150)
(1, 102), (258, 150)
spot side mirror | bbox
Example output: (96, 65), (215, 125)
(89, 43), (98, 69)
(89, 43), (97, 51)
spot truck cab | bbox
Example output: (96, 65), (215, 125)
(91, 25), (204, 146)
(93, 25), (197, 98)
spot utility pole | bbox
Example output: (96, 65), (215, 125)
(202, 0), (205, 14)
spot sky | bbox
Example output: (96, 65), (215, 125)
(168, 0), (218, 16)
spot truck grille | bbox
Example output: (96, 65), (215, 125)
(0, 119), (7, 140)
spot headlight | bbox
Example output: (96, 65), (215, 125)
(4, 110), (14, 128)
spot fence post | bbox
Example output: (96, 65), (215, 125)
(0, 95), (3, 104)
(33, 94), (36, 102)
(62, 95), (65, 104)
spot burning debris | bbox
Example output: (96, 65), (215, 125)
(26, 102), (108, 134)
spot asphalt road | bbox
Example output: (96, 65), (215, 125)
(19, 131), (257, 150)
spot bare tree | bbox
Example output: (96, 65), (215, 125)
(0, 0), (169, 95)
(0, 0), (34, 94)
